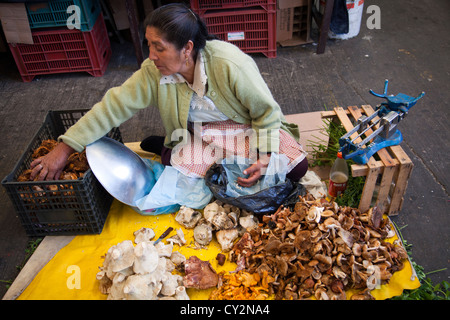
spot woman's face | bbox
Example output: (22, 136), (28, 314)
(145, 26), (185, 76)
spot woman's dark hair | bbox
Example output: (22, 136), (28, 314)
(144, 3), (216, 52)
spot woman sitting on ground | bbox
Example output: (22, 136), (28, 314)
(30, 3), (308, 188)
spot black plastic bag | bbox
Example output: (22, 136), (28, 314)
(204, 164), (306, 215)
(330, 0), (349, 34)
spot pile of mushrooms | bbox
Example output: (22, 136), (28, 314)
(97, 193), (410, 300)
(228, 193), (409, 300)
(175, 201), (258, 252)
(96, 227), (189, 300)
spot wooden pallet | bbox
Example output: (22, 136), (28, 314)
(321, 105), (414, 215)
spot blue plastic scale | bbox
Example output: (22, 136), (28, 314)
(338, 80), (425, 164)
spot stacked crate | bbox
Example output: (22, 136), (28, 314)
(8, 0), (111, 82)
(190, 0), (277, 58)
(321, 105), (414, 216)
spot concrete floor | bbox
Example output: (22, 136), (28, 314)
(0, 0), (448, 298)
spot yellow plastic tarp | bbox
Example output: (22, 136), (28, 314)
(18, 200), (420, 300)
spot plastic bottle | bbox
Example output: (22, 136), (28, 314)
(327, 152), (349, 199)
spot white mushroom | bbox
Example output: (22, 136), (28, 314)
(307, 206), (324, 224)
(148, 259), (167, 282)
(175, 206), (202, 228)
(123, 274), (159, 300)
(332, 265), (347, 280)
(160, 272), (182, 296)
(97, 229), (191, 300)
(314, 287), (329, 300)
(164, 258), (176, 272)
(133, 227), (155, 244)
(203, 202), (220, 222)
(174, 286), (190, 300)
(108, 272), (128, 300)
(228, 211), (239, 227)
(216, 229), (239, 252)
(154, 241), (174, 258)
(193, 221), (213, 245)
(337, 226), (355, 248)
(170, 251), (186, 266)
(107, 240), (135, 276)
(239, 215), (258, 230)
(133, 241), (159, 274)
(212, 211), (236, 229)
(386, 227), (396, 238)
(167, 228), (187, 246)
(203, 202), (237, 230)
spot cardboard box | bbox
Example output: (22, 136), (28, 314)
(285, 111), (329, 161)
(277, 0), (312, 46)
(0, 3), (33, 44)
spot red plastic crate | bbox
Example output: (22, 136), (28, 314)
(201, 8), (276, 58)
(9, 14), (111, 82)
(190, 0), (276, 15)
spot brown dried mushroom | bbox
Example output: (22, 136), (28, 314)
(228, 194), (408, 300)
(18, 139), (89, 182)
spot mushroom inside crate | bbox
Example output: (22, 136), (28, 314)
(16, 139), (90, 200)
(17, 139), (89, 182)
(224, 194), (408, 300)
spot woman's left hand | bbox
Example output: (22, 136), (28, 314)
(237, 153), (271, 187)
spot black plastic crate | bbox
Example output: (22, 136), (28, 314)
(2, 109), (122, 237)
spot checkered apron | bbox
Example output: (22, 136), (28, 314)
(170, 120), (306, 178)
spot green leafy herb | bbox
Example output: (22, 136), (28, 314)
(307, 113), (365, 207)
(334, 164), (365, 208)
(308, 116), (347, 168)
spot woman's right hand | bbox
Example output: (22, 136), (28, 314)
(30, 142), (75, 181)
(236, 153), (271, 187)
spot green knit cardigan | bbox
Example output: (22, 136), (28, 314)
(60, 40), (299, 153)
